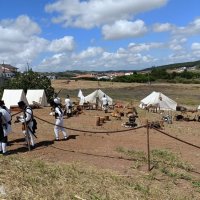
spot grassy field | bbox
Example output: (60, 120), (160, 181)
(56, 80), (200, 106)
(0, 149), (199, 200)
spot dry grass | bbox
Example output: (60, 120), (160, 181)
(0, 152), (199, 200)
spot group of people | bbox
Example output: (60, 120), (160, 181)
(54, 93), (73, 117)
(0, 93), (110, 155)
(0, 94), (71, 155)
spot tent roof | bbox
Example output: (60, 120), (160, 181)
(140, 91), (177, 111)
(2, 89), (29, 108)
(26, 89), (48, 107)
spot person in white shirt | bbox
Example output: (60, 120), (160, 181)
(101, 94), (108, 113)
(65, 95), (72, 117)
(17, 101), (36, 149)
(51, 99), (69, 141)
(0, 100), (12, 155)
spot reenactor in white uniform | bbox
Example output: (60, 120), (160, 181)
(51, 99), (69, 141)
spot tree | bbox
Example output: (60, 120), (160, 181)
(6, 70), (54, 102)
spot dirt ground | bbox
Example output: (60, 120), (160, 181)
(7, 80), (200, 175)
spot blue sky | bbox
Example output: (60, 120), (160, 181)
(0, 0), (200, 72)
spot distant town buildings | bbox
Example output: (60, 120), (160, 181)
(0, 63), (18, 78)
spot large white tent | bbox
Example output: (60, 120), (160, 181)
(80, 89), (113, 106)
(26, 89), (48, 107)
(2, 89), (29, 108)
(139, 91), (177, 111)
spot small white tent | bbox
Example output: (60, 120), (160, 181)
(2, 89), (29, 108)
(139, 91), (177, 111)
(78, 89), (84, 99)
(82, 89), (113, 105)
(78, 89), (85, 106)
(26, 89), (48, 107)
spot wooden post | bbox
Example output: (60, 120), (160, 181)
(95, 116), (100, 126)
(146, 120), (150, 171)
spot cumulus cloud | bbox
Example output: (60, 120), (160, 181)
(128, 42), (163, 52)
(102, 19), (147, 40)
(0, 16), (47, 68)
(74, 47), (104, 59)
(48, 36), (75, 52)
(153, 22), (173, 32)
(45, 0), (168, 28)
(172, 17), (200, 37)
(191, 42), (200, 50)
(0, 15), (76, 71)
(37, 42), (161, 71)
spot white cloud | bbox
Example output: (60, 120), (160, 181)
(37, 42), (160, 71)
(48, 36), (75, 52)
(102, 19), (147, 40)
(0, 15), (76, 71)
(128, 42), (163, 52)
(0, 15), (41, 37)
(75, 47), (104, 59)
(45, 0), (168, 28)
(172, 17), (200, 37)
(191, 42), (200, 50)
(0, 16), (47, 69)
(153, 22), (173, 32)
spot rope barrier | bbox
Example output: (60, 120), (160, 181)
(11, 110), (22, 117)
(34, 115), (146, 134)
(152, 127), (200, 149)
(12, 110), (200, 150)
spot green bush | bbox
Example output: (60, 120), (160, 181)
(3, 70), (54, 102)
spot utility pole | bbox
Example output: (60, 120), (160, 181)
(27, 62), (30, 72)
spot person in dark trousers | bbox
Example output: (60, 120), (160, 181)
(17, 101), (35, 148)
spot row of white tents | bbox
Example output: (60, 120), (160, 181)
(2, 89), (48, 109)
(78, 89), (178, 111)
(2, 88), (178, 111)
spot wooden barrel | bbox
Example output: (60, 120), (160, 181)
(100, 117), (105, 124)
(105, 115), (110, 121)
(95, 116), (100, 126)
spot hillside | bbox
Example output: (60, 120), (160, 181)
(141, 60), (200, 72)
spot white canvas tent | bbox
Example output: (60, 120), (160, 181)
(139, 91), (177, 111)
(26, 89), (48, 107)
(78, 89), (84, 99)
(2, 89), (29, 108)
(78, 89), (85, 106)
(80, 89), (113, 106)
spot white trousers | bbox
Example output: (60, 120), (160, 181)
(0, 142), (6, 153)
(23, 129), (35, 147)
(54, 118), (68, 139)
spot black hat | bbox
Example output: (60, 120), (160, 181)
(0, 100), (5, 106)
(18, 101), (26, 108)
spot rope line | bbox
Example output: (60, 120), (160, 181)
(12, 110), (200, 149)
(153, 127), (200, 149)
(11, 111), (22, 117)
(34, 115), (146, 134)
